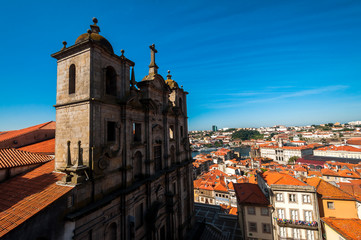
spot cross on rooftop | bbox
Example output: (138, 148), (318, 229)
(149, 43), (159, 74)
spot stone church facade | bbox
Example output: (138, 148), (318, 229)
(51, 18), (194, 240)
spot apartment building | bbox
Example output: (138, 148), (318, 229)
(314, 145), (361, 159)
(258, 171), (322, 240)
(234, 183), (273, 240)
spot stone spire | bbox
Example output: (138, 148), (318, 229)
(148, 44), (158, 74)
(90, 17), (100, 34)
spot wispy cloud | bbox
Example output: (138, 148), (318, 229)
(247, 85), (348, 103)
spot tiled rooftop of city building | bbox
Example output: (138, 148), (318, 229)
(234, 183), (269, 206)
(261, 171), (308, 186)
(322, 217), (361, 240)
(306, 177), (355, 200)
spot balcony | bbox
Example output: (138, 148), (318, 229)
(274, 217), (318, 230)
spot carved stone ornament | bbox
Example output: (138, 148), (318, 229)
(98, 156), (109, 170)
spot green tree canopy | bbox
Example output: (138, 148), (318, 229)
(232, 129), (263, 140)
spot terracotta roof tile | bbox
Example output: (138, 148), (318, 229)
(0, 121), (55, 143)
(0, 148), (53, 169)
(234, 183), (269, 205)
(18, 138), (55, 155)
(322, 217), (361, 240)
(317, 145), (361, 152)
(306, 177), (355, 200)
(0, 160), (73, 237)
(261, 171), (307, 186)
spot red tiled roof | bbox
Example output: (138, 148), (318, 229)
(0, 160), (73, 237)
(316, 145), (361, 152)
(18, 138), (55, 155)
(261, 171), (308, 186)
(322, 217), (361, 240)
(234, 183), (269, 205)
(321, 168), (339, 177)
(347, 137), (361, 146)
(0, 148), (53, 169)
(306, 177), (355, 200)
(0, 121), (55, 143)
(214, 182), (228, 192)
(229, 207), (237, 215)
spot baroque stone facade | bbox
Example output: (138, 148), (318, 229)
(51, 18), (194, 240)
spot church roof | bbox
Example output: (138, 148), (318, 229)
(165, 70), (179, 89)
(0, 148), (53, 169)
(75, 18), (114, 53)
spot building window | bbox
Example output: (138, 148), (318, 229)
(180, 126), (184, 138)
(248, 222), (257, 232)
(247, 206), (256, 215)
(107, 121), (116, 142)
(169, 126), (174, 139)
(293, 229), (300, 239)
(173, 183), (176, 194)
(327, 201), (335, 209)
(105, 66), (117, 96)
(135, 203), (143, 229)
(303, 194), (311, 203)
(277, 209), (285, 219)
(262, 223), (271, 233)
(154, 146), (162, 171)
(289, 194), (297, 203)
(69, 64), (76, 94)
(170, 146), (176, 165)
(305, 210), (313, 221)
(276, 193), (283, 202)
(279, 227), (287, 238)
(179, 98), (183, 110)
(291, 209), (299, 220)
(307, 230), (315, 240)
(134, 151), (142, 179)
(261, 207), (269, 216)
(133, 123), (141, 142)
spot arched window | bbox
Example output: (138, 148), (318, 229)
(170, 146), (175, 165)
(179, 98), (183, 111)
(134, 151), (142, 179)
(106, 66), (117, 96)
(69, 64), (76, 94)
(105, 222), (117, 240)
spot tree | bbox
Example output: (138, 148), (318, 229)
(288, 156), (299, 164)
(232, 129), (263, 140)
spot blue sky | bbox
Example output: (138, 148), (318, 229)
(1, 0), (361, 131)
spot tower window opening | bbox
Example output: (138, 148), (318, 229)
(69, 64), (76, 94)
(107, 121), (116, 142)
(154, 146), (162, 171)
(105, 66), (117, 96)
(169, 125), (174, 139)
(133, 123), (141, 142)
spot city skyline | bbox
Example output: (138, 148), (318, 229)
(1, 0), (361, 131)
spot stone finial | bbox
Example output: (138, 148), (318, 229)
(90, 17), (100, 34)
(167, 70), (172, 80)
(121, 49), (125, 56)
(77, 141), (83, 166)
(61, 41), (67, 51)
(66, 141), (72, 167)
(149, 43), (159, 74)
